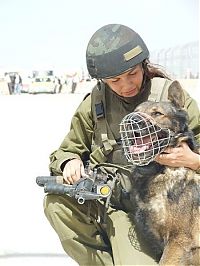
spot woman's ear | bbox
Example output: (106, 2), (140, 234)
(168, 81), (185, 109)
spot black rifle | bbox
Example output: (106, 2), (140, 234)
(36, 168), (114, 205)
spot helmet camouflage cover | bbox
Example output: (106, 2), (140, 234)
(86, 24), (149, 79)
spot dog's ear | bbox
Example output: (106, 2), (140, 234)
(168, 81), (185, 109)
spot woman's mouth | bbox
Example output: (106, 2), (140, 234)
(122, 88), (137, 97)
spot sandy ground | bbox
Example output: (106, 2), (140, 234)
(0, 79), (199, 265)
(0, 92), (89, 266)
(0, 255), (78, 266)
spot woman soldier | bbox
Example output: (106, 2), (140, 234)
(44, 24), (200, 266)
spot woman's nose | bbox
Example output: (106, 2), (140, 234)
(122, 77), (134, 87)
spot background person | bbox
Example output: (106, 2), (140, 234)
(5, 72), (16, 95)
(14, 73), (22, 94)
(44, 24), (200, 266)
(71, 72), (79, 93)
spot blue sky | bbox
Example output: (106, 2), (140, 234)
(0, 0), (199, 71)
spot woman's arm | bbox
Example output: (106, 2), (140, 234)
(49, 95), (94, 175)
(155, 142), (200, 170)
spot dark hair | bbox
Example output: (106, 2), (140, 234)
(143, 59), (171, 80)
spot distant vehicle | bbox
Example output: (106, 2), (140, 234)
(21, 76), (31, 93)
(29, 76), (56, 94)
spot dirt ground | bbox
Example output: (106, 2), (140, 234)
(0, 78), (199, 265)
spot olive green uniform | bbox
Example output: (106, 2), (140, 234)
(44, 78), (200, 266)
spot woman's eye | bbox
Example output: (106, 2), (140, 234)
(130, 72), (136, 75)
(112, 79), (119, 83)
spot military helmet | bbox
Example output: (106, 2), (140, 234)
(86, 24), (149, 79)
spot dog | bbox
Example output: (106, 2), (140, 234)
(120, 81), (200, 265)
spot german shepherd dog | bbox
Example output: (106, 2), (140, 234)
(123, 82), (200, 265)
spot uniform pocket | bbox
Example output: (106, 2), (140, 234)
(90, 146), (107, 165)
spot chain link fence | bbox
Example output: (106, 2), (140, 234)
(150, 41), (199, 79)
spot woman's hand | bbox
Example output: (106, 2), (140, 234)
(63, 158), (85, 184)
(155, 142), (200, 170)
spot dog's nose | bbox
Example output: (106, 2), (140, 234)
(132, 117), (140, 123)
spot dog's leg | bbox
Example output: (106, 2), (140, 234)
(160, 245), (200, 266)
(159, 239), (189, 266)
(189, 247), (200, 265)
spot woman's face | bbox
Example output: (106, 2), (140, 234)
(103, 64), (144, 97)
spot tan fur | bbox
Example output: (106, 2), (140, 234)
(130, 82), (200, 265)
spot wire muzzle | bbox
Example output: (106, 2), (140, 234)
(120, 112), (172, 166)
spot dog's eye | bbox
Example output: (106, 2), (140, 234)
(152, 111), (163, 116)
